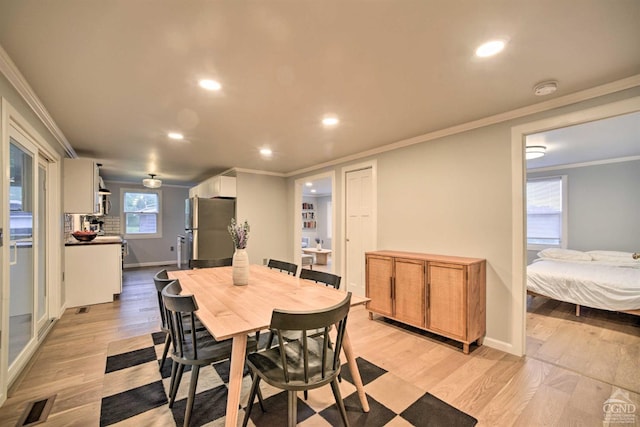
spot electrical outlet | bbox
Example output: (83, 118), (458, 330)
(170, 246), (174, 251)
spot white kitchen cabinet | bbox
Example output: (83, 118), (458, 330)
(189, 175), (236, 199)
(65, 242), (122, 307)
(64, 158), (99, 213)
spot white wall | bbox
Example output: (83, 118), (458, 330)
(236, 172), (289, 266)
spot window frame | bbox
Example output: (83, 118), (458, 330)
(526, 175), (568, 250)
(120, 187), (163, 239)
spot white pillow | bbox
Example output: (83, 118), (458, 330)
(587, 250), (637, 261)
(537, 248), (593, 261)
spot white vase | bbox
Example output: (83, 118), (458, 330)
(232, 248), (249, 286)
(316, 243), (322, 250)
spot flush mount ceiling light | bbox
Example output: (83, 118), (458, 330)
(526, 146), (546, 160)
(322, 116), (339, 127)
(143, 173), (162, 188)
(168, 132), (184, 140)
(305, 182), (313, 187)
(199, 79), (222, 91)
(475, 40), (506, 57)
(533, 80), (558, 96)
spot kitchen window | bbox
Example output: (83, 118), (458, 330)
(121, 188), (162, 239)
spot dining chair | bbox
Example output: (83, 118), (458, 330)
(243, 292), (352, 427)
(162, 280), (263, 427)
(267, 259), (298, 276)
(299, 269), (341, 289)
(154, 269), (210, 372)
(189, 257), (232, 269)
(266, 269), (342, 349)
(153, 269), (176, 371)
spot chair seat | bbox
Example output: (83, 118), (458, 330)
(247, 340), (339, 391)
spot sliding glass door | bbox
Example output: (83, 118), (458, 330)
(4, 121), (52, 383)
(7, 132), (37, 370)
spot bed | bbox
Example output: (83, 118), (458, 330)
(527, 249), (640, 316)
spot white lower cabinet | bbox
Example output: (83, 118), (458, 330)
(65, 243), (122, 307)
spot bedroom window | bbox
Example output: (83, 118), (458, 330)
(526, 176), (567, 249)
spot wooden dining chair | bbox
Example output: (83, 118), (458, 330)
(189, 257), (232, 269)
(299, 269), (341, 289)
(242, 293), (352, 427)
(153, 269), (176, 371)
(162, 280), (263, 427)
(267, 259), (298, 276)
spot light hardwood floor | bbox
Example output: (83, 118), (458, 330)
(0, 266), (638, 426)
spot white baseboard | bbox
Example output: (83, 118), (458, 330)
(483, 337), (522, 357)
(123, 261), (177, 269)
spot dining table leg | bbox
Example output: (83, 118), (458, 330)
(342, 329), (370, 412)
(225, 334), (248, 427)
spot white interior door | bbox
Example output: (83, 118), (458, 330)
(345, 167), (374, 297)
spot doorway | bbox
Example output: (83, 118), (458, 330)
(510, 96), (640, 357)
(294, 172), (335, 274)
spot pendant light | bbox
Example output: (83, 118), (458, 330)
(143, 173), (162, 188)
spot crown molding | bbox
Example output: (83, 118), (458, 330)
(0, 44), (76, 157)
(527, 155), (640, 173)
(231, 167), (286, 177)
(286, 74), (640, 177)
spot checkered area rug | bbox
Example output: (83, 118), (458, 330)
(100, 332), (477, 426)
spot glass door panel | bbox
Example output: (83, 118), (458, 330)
(8, 136), (35, 366)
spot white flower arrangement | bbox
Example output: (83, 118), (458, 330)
(228, 218), (250, 249)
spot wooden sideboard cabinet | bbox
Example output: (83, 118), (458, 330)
(365, 250), (486, 354)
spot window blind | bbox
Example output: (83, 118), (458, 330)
(527, 177), (563, 246)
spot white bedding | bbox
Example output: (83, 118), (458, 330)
(527, 259), (640, 311)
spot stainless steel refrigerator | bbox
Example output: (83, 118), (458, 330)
(185, 197), (236, 263)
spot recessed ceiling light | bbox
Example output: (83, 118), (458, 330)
(305, 182), (313, 187)
(322, 116), (339, 127)
(199, 79), (222, 91)
(475, 40), (506, 57)
(168, 132), (184, 140)
(260, 148), (272, 157)
(310, 189), (317, 193)
(533, 80), (558, 96)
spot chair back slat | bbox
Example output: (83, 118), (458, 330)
(300, 269), (341, 289)
(267, 259), (298, 276)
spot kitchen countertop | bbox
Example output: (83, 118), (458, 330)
(65, 235), (124, 246)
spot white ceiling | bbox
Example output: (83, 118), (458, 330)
(0, 1), (639, 185)
(527, 111), (640, 169)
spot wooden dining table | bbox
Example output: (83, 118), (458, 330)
(169, 264), (370, 427)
